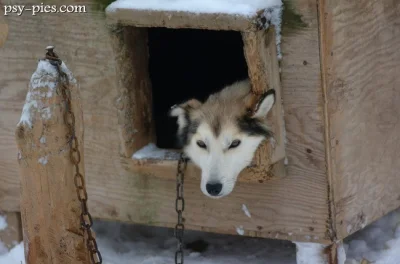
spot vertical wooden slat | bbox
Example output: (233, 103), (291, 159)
(109, 25), (155, 158)
(242, 27), (286, 174)
(15, 59), (90, 263)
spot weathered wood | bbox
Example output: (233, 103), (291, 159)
(319, 0), (400, 239)
(0, 212), (22, 250)
(109, 25), (154, 158)
(106, 8), (261, 32)
(15, 59), (90, 263)
(0, 0), (330, 244)
(0, 15), (8, 47)
(131, 156), (284, 183)
(242, 27), (286, 169)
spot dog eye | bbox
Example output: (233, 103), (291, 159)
(196, 140), (207, 149)
(229, 140), (241, 149)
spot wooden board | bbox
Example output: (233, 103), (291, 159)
(319, 0), (400, 239)
(242, 28), (286, 167)
(0, 0), (330, 244)
(15, 58), (91, 263)
(106, 8), (262, 32)
(109, 26), (155, 158)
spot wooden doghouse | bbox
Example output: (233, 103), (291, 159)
(104, 0), (400, 255)
(1, 0), (400, 262)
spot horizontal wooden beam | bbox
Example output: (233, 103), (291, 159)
(131, 156), (286, 183)
(106, 8), (263, 31)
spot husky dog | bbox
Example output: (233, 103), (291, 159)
(170, 79), (275, 198)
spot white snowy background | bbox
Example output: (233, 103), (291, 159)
(1, 208), (400, 264)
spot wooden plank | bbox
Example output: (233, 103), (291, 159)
(109, 26), (155, 157)
(15, 58), (91, 263)
(106, 8), (261, 32)
(0, 212), (22, 250)
(132, 154), (287, 183)
(242, 27), (286, 168)
(0, 0), (329, 244)
(320, 0), (400, 239)
(279, 0), (331, 239)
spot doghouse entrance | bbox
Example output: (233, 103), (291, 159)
(148, 28), (249, 150)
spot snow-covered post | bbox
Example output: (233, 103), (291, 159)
(15, 55), (91, 263)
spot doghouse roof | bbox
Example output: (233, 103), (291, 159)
(106, 0), (282, 31)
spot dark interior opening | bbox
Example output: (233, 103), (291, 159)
(148, 28), (249, 149)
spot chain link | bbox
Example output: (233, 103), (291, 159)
(175, 153), (188, 264)
(45, 46), (102, 264)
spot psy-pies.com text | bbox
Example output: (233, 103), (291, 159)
(3, 4), (87, 16)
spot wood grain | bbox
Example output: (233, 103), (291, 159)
(242, 27), (286, 169)
(320, 0), (400, 239)
(15, 59), (90, 263)
(106, 8), (262, 32)
(0, 0), (330, 244)
(109, 25), (155, 157)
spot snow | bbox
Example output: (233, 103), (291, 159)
(344, 209), (400, 264)
(1, 209), (400, 263)
(0, 216), (7, 231)
(132, 143), (181, 160)
(38, 156), (48, 165)
(0, 243), (24, 264)
(295, 242), (327, 264)
(235, 226), (245, 236)
(106, 0), (282, 17)
(17, 59), (76, 128)
(242, 204), (252, 218)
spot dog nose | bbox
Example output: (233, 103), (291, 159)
(206, 182), (223, 196)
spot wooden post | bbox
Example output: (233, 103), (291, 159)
(15, 57), (91, 263)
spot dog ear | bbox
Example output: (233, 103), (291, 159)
(252, 89), (275, 118)
(169, 99), (202, 130)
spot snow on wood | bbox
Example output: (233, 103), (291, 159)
(106, 0), (283, 58)
(15, 58), (90, 263)
(0, 216), (7, 231)
(107, 0), (282, 17)
(235, 226), (245, 236)
(17, 60), (76, 129)
(132, 143), (180, 160)
(242, 204), (252, 218)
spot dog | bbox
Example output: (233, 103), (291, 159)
(170, 79), (275, 198)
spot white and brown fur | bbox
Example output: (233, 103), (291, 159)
(170, 79), (275, 198)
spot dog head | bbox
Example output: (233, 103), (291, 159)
(170, 80), (275, 198)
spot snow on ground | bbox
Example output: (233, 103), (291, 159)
(1, 209), (400, 264)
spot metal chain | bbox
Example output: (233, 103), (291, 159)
(175, 153), (188, 264)
(45, 46), (102, 264)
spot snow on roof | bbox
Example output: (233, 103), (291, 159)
(106, 0), (282, 17)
